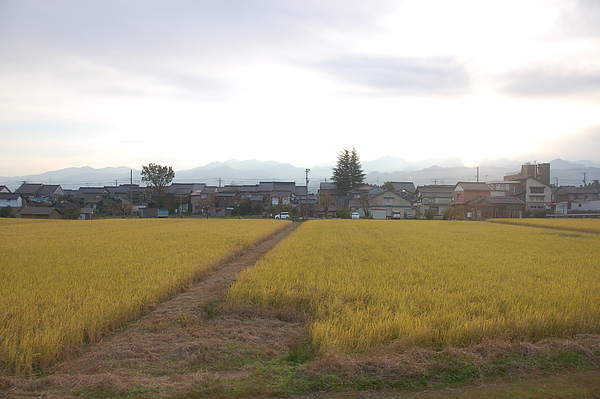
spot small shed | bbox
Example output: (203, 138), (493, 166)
(79, 207), (95, 220)
(18, 206), (62, 219)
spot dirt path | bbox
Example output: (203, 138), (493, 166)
(3, 222), (303, 398)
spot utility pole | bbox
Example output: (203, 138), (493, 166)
(305, 168), (310, 219)
(130, 170), (133, 218)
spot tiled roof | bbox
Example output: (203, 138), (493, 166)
(15, 183), (43, 195)
(0, 193), (21, 200)
(18, 206), (62, 215)
(456, 182), (492, 191)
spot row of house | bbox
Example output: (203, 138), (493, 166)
(315, 163), (599, 220)
(2, 162), (599, 220)
(0, 181), (314, 219)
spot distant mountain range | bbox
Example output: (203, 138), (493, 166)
(2, 158), (599, 193)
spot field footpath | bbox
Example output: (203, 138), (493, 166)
(2, 222), (305, 398)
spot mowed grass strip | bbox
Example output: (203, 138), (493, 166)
(228, 220), (600, 353)
(0, 218), (286, 375)
(488, 218), (600, 234)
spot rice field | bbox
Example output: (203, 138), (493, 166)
(0, 218), (286, 375)
(488, 217), (600, 234)
(228, 220), (600, 353)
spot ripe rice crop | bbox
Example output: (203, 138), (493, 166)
(0, 218), (286, 375)
(228, 220), (600, 353)
(488, 218), (600, 234)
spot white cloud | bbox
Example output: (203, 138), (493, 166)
(0, 0), (599, 176)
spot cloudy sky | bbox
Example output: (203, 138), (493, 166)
(1, 0), (599, 175)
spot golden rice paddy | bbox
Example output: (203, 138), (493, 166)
(228, 220), (600, 353)
(488, 217), (600, 233)
(0, 218), (286, 375)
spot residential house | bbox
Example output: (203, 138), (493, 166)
(0, 185), (10, 193)
(347, 184), (379, 212)
(553, 186), (599, 203)
(14, 183), (43, 199)
(368, 189), (414, 219)
(452, 182), (492, 204)
(258, 182), (297, 207)
(463, 196), (525, 220)
(214, 185), (242, 216)
(166, 183), (206, 213)
(487, 181), (522, 197)
(72, 187), (110, 210)
(190, 186), (218, 214)
(316, 182), (348, 218)
(512, 177), (552, 211)
(14, 183), (65, 204)
(0, 193), (24, 209)
(17, 206), (62, 219)
(414, 185), (454, 217)
(555, 199), (600, 215)
(105, 184), (152, 216)
(385, 182), (416, 196)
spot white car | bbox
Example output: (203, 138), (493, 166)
(351, 212), (360, 219)
(275, 212), (290, 219)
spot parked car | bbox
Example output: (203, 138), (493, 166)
(351, 212), (360, 219)
(275, 211), (290, 219)
(389, 211), (402, 219)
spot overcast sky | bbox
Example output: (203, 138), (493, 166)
(1, 0), (599, 175)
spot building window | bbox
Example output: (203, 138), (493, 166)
(530, 186), (545, 194)
(384, 197), (393, 206)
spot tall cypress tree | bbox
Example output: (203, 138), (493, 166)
(349, 147), (366, 187)
(332, 147), (365, 191)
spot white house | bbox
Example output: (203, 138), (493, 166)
(519, 177), (552, 211)
(556, 199), (600, 215)
(0, 193), (24, 209)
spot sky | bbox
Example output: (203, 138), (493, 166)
(1, 0), (600, 176)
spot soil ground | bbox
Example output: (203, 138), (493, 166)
(2, 222), (599, 398)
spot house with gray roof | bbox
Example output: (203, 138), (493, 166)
(463, 196), (525, 220)
(14, 183), (65, 204)
(414, 185), (454, 218)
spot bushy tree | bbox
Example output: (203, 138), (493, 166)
(141, 163), (175, 206)
(332, 147), (365, 191)
(0, 206), (15, 218)
(336, 207), (353, 219)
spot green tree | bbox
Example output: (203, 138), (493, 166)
(141, 163), (175, 207)
(0, 206), (15, 218)
(62, 207), (81, 220)
(336, 207), (353, 219)
(381, 181), (396, 191)
(332, 147), (365, 191)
